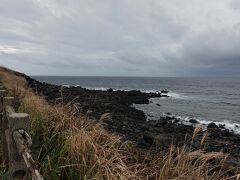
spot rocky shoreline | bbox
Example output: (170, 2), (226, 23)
(24, 75), (240, 169)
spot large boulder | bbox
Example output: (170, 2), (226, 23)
(189, 119), (199, 124)
(207, 122), (219, 129)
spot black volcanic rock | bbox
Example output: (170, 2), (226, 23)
(207, 122), (219, 129)
(189, 119), (199, 124)
(24, 75), (240, 169)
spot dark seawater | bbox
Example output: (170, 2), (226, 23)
(32, 76), (240, 132)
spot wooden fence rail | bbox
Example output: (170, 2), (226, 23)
(0, 87), (43, 180)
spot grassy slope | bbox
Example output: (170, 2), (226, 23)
(0, 66), (236, 180)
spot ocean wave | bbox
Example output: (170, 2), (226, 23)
(138, 90), (190, 100)
(141, 89), (158, 93)
(142, 91), (190, 99)
(167, 92), (188, 99)
(158, 114), (240, 134)
(85, 87), (109, 91)
(197, 119), (240, 134)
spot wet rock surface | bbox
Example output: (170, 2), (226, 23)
(189, 118), (199, 124)
(24, 75), (240, 168)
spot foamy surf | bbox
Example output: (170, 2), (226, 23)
(197, 119), (240, 134)
(141, 90), (189, 99)
(167, 92), (189, 99)
(85, 87), (109, 91)
(148, 113), (240, 134)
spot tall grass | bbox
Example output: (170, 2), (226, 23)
(0, 66), (237, 179)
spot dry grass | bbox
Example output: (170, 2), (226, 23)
(0, 66), (238, 179)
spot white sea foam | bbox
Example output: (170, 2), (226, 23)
(197, 119), (240, 134)
(141, 90), (189, 99)
(167, 92), (189, 99)
(86, 87), (109, 91)
(142, 89), (158, 93)
(160, 114), (240, 134)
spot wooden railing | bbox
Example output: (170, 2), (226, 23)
(0, 87), (43, 180)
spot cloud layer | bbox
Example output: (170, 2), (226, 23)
(0, 0), (240, 76)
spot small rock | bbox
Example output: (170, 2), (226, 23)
(139, 125), (149, 131)
(156, 103), (161, 106)
(148, 120), (158, 126)
(221, 129), (231, 136)
(218, 124), (225, 128)
(165, 116), (173, 120)
(235, 124), (239, 128)
(107, 88), (114, 92)
(148, 114), (154, 117)
(137, 138), (147, 147)
(143, 133), (155, 145)
(137, 133), (155, 148)
(207, 122), (219, 129)
(174, 119), (180, 123)
(189, 119), (199, 124)
(161, 89), (169, 93)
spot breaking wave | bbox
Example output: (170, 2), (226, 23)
(153, 114), (240, 134)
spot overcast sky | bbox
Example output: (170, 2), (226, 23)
(0, 0), (240, 76)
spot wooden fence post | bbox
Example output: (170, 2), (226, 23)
(0, 89), (6, 124)
(0, 89), (6, 164)
(0, 91), (8, 164)
(3, 97), (30, 180)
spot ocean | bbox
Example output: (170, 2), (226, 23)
(32, 76), (240, 133)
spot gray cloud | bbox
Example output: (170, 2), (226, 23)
(175, 28), (240, 75)
(0, 0), (239, 76)
(231, 0), (240, 10)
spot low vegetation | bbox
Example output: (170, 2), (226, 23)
(0, 66), (238, 179)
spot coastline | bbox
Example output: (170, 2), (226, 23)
(25, 75), (240, 167)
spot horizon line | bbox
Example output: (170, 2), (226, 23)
(30, 75), (240, 78)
